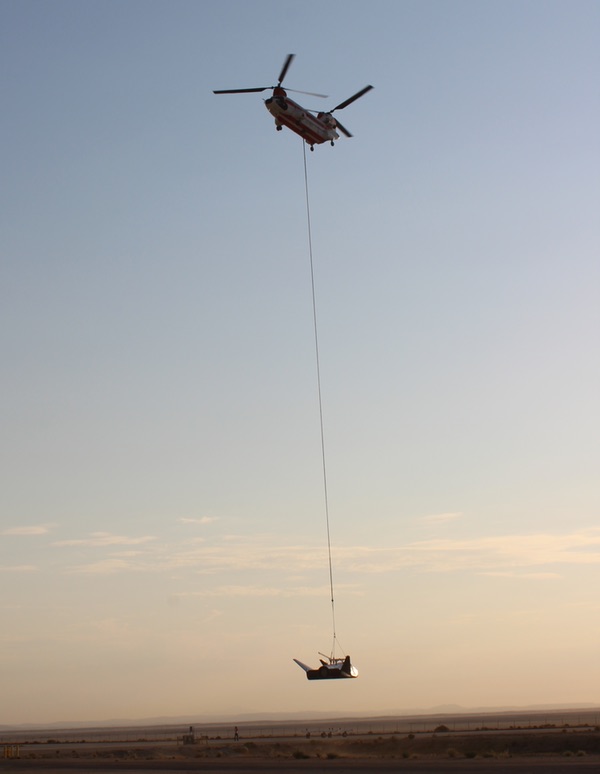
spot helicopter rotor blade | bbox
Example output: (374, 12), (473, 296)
(278, 54), (295, 85)
(285, 88), (328, 98)
(331, 84), (373, 113)
(213, 85), (327, 98)
(335, 119), (353, 138)
(213, 87), (269, 94)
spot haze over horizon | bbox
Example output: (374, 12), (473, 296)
(4, 701), (600, 732)
(2, 0), (598, 725)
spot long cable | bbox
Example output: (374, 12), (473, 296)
(302, 140), (338, 659)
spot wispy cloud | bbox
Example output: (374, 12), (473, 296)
(0, 564), (38, 573)
(53, 532), (157, 548)
(1, 525), (53, 536)
(67, 558), (146, 575)
(174, 584), (352, 598)
(420, 512), (463, 525)
(479, 571), (562, 580)
(408, 528), (600, 572)
(58, 527), (600, 578)
(179, 517), (219, 525)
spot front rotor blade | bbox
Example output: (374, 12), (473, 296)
(335, 120), (353, 138)
(332, 84), (373, 112)
(278, 54), (295, 85)
(285, 88), (328, 98)
(213, 87), (269, 94)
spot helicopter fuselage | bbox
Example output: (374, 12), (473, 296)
(265, 88), (338, 148)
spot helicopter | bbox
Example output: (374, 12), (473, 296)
(213, 54), (373, 150)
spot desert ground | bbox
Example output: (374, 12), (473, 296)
(1, 709), (599, 773)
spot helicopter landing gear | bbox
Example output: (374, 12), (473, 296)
(330, 141), (335, 146)
(276, 125), (282, 131)
(310, 145), (314, 152)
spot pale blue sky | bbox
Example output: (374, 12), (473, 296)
(1, 0), (599, 724)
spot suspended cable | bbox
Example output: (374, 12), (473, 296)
(302, 140), (338, 660)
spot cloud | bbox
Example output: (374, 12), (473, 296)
(479, 571), (562, 580)
(174, 584), (344, 598)
(67, 558), (145, 575)
(0, 565), (38, 573)
(1, 525), (52, 536)
(53, 532), (157, 548)
(57, 527), (600, 579)
(200, 609), (223, 626)
(407, 528), (600, 573)
(420, 512), (463, 525)
(179, 517), (217, 526)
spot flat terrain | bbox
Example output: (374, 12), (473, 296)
(1, 710), (599, 773)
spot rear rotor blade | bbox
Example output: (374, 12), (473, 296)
(332, 84), (373, 112)
(213, 87), (269, 94)
(278, 54), (295, 85)
(335, 120), (353, 138)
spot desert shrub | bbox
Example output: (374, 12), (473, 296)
(434, 725), (449, 733)
(292, 750), (309, 759)
(447, 748), (460, 758)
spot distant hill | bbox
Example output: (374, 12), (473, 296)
(2, 703), (599, 732)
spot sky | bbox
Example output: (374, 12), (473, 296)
(1, 0), (599, 725)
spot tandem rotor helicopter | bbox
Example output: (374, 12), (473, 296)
(213, 54), (373, 150)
